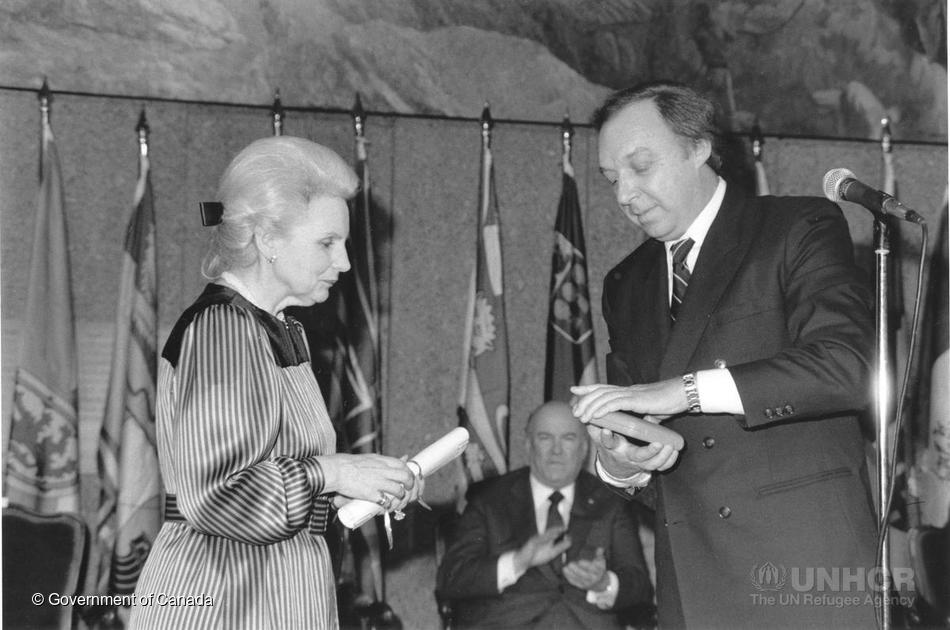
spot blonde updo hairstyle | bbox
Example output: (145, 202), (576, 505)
(202, 136), (359, 279)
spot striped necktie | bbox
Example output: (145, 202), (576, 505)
(670, 238), (694, 321)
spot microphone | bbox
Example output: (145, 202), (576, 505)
(822, 168), (924, 224)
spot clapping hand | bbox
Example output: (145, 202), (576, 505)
(563, 547), (609, 591)
(512, 527), (572, 573)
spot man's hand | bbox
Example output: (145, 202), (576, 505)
(563, 547), (609, 591)
(571, 383), (683, 477)
(588, 424), (679, 476)
(512, 527), (571, 574)
(570, 381), (688, 421)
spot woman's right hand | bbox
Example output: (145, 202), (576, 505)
(319, 453), (420, 509)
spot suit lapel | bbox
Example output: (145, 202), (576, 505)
(510, 471), (538, 541)
(567, 474), (599, 554)
(627, 240), (670, 382)
(658, 187), (751, 378)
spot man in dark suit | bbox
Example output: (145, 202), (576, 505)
(437, 401), (652, 629)
(570, 81), (879, 629)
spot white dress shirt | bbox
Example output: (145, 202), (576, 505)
(496, 475), (619, 608)
(664, 177), (744, 416)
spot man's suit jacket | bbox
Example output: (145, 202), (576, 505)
(603, 186), (878, 629)
(437, 468), (652, 629)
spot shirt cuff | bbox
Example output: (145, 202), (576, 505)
(497, 551), (526, 592)
(695, 368), (745, 415)
(586, 570), (620, 609)
(595, 456), (651, 489)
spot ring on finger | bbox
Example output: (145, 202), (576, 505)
(377, 492), (389, 507)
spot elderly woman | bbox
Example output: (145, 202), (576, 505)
(130, 136), (420, 629)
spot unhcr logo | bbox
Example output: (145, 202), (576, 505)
(750, 562), (787, 591)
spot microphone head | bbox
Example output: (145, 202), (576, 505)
(822, 168), (855, 202)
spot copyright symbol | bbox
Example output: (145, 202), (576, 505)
(32, 593), (44, 605)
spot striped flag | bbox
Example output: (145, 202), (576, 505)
(334, 131), (381, 458)
(544, 139), (598, 402)
(907, 193), (949, 528)
(3, 106), (80, 514)
(96, 116), (161, 598)
(306, 112), (388, 608)
(457, 109), (510, 488)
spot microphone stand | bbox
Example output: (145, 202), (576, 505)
(872, 217), (893, 630)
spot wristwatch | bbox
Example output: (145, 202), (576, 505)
(682, 372), (702, 413)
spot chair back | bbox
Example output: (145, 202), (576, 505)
(3, 505), (88, 630)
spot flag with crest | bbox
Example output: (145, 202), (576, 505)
(457, 107), (510, 490)
(4, 97), (80, 515)
(544, 125), (598, 402)
(96, 113), (161, 599)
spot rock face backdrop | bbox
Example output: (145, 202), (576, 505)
(1, 0), (946, 141)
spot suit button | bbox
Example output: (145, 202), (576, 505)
(784, 404), (794, 415)
(714, 359), (727, 369)
(702, 437), (716, 449)
(719, 506), (732, 519)
(774, 406), (785, 417)
(764, 408), (773, 419)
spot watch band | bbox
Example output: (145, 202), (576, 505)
(682, 372), (702, 413)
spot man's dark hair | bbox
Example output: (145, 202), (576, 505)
(591, 80), (723, 172)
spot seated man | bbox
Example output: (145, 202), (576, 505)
(437, 401), (652, 629)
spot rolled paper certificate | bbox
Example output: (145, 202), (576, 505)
(590, 411), (685, 450)
(337, 427), (470, 529)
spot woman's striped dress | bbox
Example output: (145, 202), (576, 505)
(130, 284), (338, 629)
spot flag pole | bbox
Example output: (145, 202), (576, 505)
(350, 92), (386, 607)
(481, 101), (493, 151)
(38, 78), (51, 181)
(271, 89), (284, 137)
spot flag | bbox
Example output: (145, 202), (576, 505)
(544, 150), (598, 402)
(333, 132), (381, 458)
(340, 130), (385, 602)
(457, 117), (510, 488)
(3, 111), (80, 514)
(907, 193), (949, 528)
(96, 130), (161, 598)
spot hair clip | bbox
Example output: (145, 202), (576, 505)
(199, 201), (224, 226)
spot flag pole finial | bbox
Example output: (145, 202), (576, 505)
(136, 108), (150, 158)
(880, 116), (892, 154)
(561, 114), (574, 169)
(561, 114), (574, 143)
(481, 101), (495, 147)
(38, 77), (52, 125)
(352, 92), (366, 138)
(271, 89), (284, 137)
(751, 120), (765, 159)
